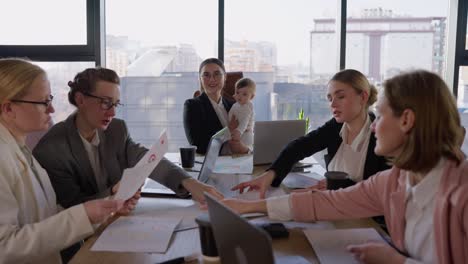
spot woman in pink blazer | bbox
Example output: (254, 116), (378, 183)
(221, 70), (467, 264)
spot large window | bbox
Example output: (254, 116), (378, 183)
(346, 0), (449, 83)
(225, 0), (337, 132)
(33, 62), (95, 123)
(0, 0), (87, 45)
(105, 0), (218, 151)
(458, 66), (468, 154)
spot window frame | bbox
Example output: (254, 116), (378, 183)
(0, 0), (465, 98)
(0, 0), (103, 64)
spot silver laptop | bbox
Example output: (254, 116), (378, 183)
(205, 193), (309, 264)
(253, 120), (306, 165)
(142, 128), (228, 196)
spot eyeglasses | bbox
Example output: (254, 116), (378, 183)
(11, 95), (54, 108)
(82, 92), (123, 110)
(201, 71), (224, 81)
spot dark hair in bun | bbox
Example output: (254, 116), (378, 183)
(68, 67), (120, 106)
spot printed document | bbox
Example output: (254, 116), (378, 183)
(114, 130), (168, 200)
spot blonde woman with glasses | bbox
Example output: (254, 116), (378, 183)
(0, 58), (124, 264)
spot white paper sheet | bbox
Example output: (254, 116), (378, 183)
(303, 228), (385, 264)
(213, 155), (253, 174)
(91, 215), (181, 253)
(282, 172), (321, 189)
(114, 131), (168, 200)
(132, 199), (201, 232)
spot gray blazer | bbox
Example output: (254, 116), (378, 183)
(33, 113), (190, 208)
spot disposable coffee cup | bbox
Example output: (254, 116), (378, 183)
(324, 171), (354, 190)
(195, 214), (219, 260)
(180, 146), (196, 168)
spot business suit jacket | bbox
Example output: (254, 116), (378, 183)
(0, 123), (93, 264)
(270, 113), (390, 186)
(33, 113), (190, 208)
(183, 92), (233, 154)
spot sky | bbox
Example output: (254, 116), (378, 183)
(0, 0), (450, 66)
(106, 0), (449, 66)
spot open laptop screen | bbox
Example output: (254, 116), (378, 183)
(142, 127), (228, 196)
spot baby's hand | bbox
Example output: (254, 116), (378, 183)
(231, 129), (241, 141)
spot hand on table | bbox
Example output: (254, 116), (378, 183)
(182, 178), (224, 205)
(231, 170), (275, 199)
(347, 242), (406, 264)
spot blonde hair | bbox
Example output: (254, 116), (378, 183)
(235, 77), (256, 95)
(0, 58), (46, 113)
(384, 70), (464, 173)
(330, 69), (377, 108)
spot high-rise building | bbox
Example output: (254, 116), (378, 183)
(224, 40), (277, 72)
(310, 9), (446, 82)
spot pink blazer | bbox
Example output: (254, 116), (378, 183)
(290, 160), (468, 264)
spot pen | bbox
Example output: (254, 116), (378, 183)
(156, 253), (199, 264)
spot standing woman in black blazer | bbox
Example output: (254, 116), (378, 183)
(233, 69), (390, 198)
(184, 58), (249, 154)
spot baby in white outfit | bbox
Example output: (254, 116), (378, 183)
(228, 77), (256, 151)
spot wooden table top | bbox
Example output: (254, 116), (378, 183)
(70, 157), (381, 264)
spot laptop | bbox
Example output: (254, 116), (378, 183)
(141, 128), (228, 196)
(205, 193), (309, 264)
(253, 120), (306, 165)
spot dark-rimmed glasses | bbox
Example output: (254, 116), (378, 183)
(82, 92), (123, 110)
(11, 95), (54, 108)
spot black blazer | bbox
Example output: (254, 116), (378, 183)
(270, 113), (390, 187)
(183, 92), (233, 154)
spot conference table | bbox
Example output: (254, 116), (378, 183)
(70, 155), (383, 264)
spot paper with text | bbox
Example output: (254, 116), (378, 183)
(91, 215), (181, 253)
(304, 228), (385, 264)
(114, 130), (168, 200)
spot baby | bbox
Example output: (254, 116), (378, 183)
(228, 77), (256, 151)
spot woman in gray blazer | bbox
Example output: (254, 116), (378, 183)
(0, 58), (124, 264)
(33, 67), (222, 210)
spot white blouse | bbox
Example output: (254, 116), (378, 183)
(328, 114), (372, 182)
(208, 96), (229, 127)
(403, 159), (444, 264)
(79, 131), (106, 190)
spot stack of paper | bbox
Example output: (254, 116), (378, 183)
(91, 215), (181, 253)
